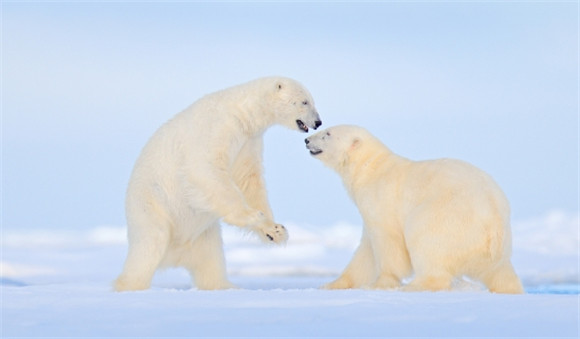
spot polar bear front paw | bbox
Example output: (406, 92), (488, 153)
(322, 275), (354, 289)
(371, 274), (401, 290)
(258, 223), (288, 244)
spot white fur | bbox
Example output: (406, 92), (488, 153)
(115, 77), (321, 291)
(306, 125), (524, 294)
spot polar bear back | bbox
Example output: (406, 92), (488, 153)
(402, 158), (511, 260)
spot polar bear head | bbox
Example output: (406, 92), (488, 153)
(304, 125), (375, 170)
(269, 77), (322, 133)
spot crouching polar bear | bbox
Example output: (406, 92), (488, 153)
(305, 125), (523, 294)
(114, 77), (321, 291)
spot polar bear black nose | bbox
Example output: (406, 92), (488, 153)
(305, 138), (310, 144)
(314, 120), (322, 129)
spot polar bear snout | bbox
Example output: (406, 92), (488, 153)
(314, 120), (322, 129)
(305, 137), (323, 155)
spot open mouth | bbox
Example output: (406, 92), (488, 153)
(296, 120), (309, 133)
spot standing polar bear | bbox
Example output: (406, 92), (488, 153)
(305, 125), (524, 294)
(115, 77), (321, 291)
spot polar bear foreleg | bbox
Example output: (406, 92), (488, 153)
(189, 144), (287, 244)
(323, 232), (376, 289)
(234, 168), (274, 221)
(371, 231), (412, 290)
(235, 175), (289, 244)
(198, 174), (288, 244)
(403, 273), (454, 292)
(228, 139), (288, 244)
(231, 137), (274, 221)
(403, 250), (454, 292)
(219, 196), (288, 244)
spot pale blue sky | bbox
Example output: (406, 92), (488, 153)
(3, 1), (578, 230)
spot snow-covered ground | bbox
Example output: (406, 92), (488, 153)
(2, 210), (579, 337)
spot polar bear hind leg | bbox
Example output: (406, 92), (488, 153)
(114, 216), (170, 291)
(180, 223), (236, 290)
(480, 261), (524, 294)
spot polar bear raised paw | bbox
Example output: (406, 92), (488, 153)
(256, 223), (288, 244)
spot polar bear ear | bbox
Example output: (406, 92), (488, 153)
(350, 137), (361, 150)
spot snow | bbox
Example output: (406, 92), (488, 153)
(1, 210), (579, 337)
(3, 283), (577, 338)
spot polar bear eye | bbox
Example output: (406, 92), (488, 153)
(302, 100), (308, 105)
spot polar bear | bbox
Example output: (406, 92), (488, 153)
(305, 125), (524, 294)
(114, 77), (321, 291)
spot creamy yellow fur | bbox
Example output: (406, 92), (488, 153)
(306, 125), (524, 294)
(115, 77), (321, 291)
